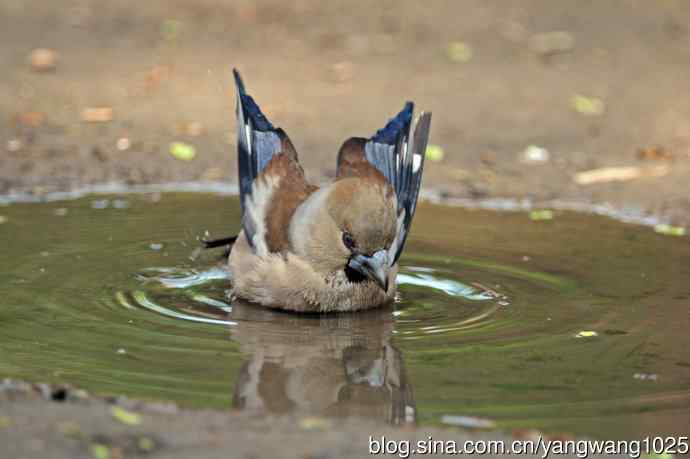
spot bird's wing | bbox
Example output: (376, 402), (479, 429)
(234, 69), (315, 255)
(337, 103), (432, 265)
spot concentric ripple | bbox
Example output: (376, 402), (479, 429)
(1, 192), (689, 439)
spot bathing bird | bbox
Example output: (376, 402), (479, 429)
(205, 70), (431, 312)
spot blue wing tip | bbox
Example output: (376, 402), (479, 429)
(372, 101), (414, 144)
(234, 69), (274, 132)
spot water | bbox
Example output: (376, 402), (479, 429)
(0, 192), (688, 439)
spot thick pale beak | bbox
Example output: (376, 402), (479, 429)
(348, 250), (390, 292)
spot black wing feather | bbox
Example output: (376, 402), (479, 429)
(234, 69), (282, 214)
(364, 103), (431, 265)
(234, 69), (284, 249)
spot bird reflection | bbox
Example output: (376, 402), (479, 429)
(228, 301), (415, 425)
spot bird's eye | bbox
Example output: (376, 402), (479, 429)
(342, 232), (356, 250)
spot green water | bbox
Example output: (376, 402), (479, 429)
(0, 192), (688, 439)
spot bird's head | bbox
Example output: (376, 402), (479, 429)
(290, 176), (398, 292)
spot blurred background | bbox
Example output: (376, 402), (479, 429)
(1, 0), (689, 223)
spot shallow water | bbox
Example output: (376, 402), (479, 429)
(1, 192), (689, 439)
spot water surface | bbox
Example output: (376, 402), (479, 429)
(0, 192), (688, 439)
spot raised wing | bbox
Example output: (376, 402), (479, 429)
(234, 69), (307, 254)
(364, 103), (432, 265)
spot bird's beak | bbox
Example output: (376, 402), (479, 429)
(348, 250), (390, 292)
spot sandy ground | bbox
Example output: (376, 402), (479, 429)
(2, 379), (582, 459)
(1, 0), (690, 223)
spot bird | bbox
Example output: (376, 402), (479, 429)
(204, 70), (431, 313)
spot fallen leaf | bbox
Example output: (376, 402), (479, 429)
(441, 415), (496, 429)
(137, 437), (155, 452)
(29, 48), (59, 72)
(169, 142), (196, 161)
(654, 224), (686, 237)
(111, 406), (141, 426)
(91, 443), (110, 459)
(529, 210), (553, 221)
(575, 330), (598, 338)
(144, 65), (172, 91)
(574, 165), (668, 185)
(177, 121), (205, 137)
(16, 111), (45, 127)
(446, 41), (473, 63)
(638, 147), (673, 161)
(571, 95), (605, 116)
(56, 421), (81, 437)
(201, 167), (224, 181)
(161, 19), (182, 42)
(425, 144), (445, 162)
(633, 373), (658, 381)
(298, 416), (331, 431)
(81, 107), (113, 123)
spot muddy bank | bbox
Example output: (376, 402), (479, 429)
(2, 379), (562, 459)
(1, 0), (689, 224)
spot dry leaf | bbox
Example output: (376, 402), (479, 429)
(573, 165), (668, 185)
(638, 147), (673, 161)
(29, 48), (59, 72)
(81, 107), (113, 123)
(110, 406), (141, 426)
(575, 330), (598, 338)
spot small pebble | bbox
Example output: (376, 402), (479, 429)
(116, 137), (131, 151)
(6, 139), (22, 152)
(330, 61), (355, 83)
(528, 31), (575, 56)
(116, 348), (126, 355)
(112, 199), (129, 209)
(91, 200), (109, 209)
(29, 48), (59, 72)
(201, 167), (224, 181)
(149, 243), (163, 251)
(441, 415), (496, 429)
(520, 145), (550, 163)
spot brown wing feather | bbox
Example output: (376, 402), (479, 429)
(336, 137), (389, 186)
(261, 153), (318, 253)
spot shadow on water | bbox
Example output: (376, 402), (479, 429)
(0, 191), (689, 439)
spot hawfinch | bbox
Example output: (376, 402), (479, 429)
(206, 70), (431, 312)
